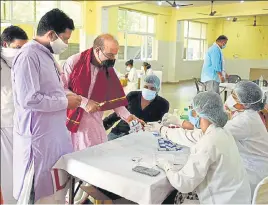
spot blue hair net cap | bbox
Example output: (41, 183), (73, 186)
(233, 81), (264, 111)
(193, 91), (228, 127)
(144, 74), (160, 92)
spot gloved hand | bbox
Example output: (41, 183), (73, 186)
(144, 121), (162, 133)
(156, 158), (174, 172)
(162, 113), (181, 126)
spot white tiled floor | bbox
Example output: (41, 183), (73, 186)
(159, 81), (197, 114)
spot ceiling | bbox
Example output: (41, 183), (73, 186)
(145, 1), (250, 8)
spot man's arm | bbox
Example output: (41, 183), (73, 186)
(13, 53), (68, 112)
(62, 54), (99, 112)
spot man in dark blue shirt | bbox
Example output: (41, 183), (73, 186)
(103, 75), (169, 140)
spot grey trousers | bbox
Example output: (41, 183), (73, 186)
(204, 80), (220, 94)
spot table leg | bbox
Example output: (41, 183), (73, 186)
(69, 176), (75, 204)
(224, 90), (227, 102)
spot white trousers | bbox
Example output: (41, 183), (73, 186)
(1, 127), (17, 204)
(17, 159), (68, 204)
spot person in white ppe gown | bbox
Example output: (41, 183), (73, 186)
(140, 62), (153, 89)
(141, 62), (153, 76)
(0, 26), (28, 204)
(125, 59), (138, 92)
(163, 81), (268, 195)
(224, 81), (268, 193)
(146, 91), (251, 204)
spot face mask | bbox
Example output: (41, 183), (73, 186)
(188, 110), (201, 129)
(50, 33), (68, 54)
(222, 44), (226, 49)
(101, 59), (115, 68)
(142, 88), (156, 101)
(1, 47), (20, 67)
(126, 66), (131, 72)
(225, 95), (238, 112)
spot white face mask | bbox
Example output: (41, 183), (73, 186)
(142, 88), (156, 101)
(1, 47), (20, 67)
(126, 66), (131, 72)
(50, 33), (68, 54)
(225, 95), (238, 112)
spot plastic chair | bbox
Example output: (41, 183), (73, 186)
(252, 176), (268, 204)
(253, 80), (268, 87)
(228, 75), (242, 83)
(193, 78), (206, 94)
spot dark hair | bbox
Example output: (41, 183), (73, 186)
(125, 59), (133, 66)
(37, 8), (75, 36)
(216, 35), (228, 41)
(1, 25), (28, 46)
(143, 62), (151, 69)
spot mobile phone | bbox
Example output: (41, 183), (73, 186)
(132, 166), (160, 177)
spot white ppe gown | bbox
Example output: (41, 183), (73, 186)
(160, 124), (251, 204)
(225, 110), (268, 193)
(1, 57), (17, 204)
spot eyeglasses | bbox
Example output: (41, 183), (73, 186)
(99, 48), (117, 59)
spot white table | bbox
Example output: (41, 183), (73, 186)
(220, 83), (268, 102)
(53, 132), (189, 204)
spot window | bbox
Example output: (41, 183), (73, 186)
(1, 1), (83, 27)
(183, 21), (207, 60)
(36, 1), (57, 21)
(118, 9), (155, 61)
(59, 43), (80, 60)
(12, 1), (35, 22)
(1, 1), (11, 21)
(60, 1), (82, 27)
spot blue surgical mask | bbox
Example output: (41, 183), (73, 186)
(222, 44), (226, 49)
(142, 88), (156, 101)
(188, 110), (201, 129)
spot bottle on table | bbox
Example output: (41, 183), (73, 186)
(180, 107), (189, 121)
(259, 75), (264, 88)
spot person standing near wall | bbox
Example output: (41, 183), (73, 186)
(201, 35), (229, 94)
(1, 25), (28, 204)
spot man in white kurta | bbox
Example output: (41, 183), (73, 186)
(0, 26), (28, 204)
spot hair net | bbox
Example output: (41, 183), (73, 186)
(144, 74), (160, 92)
(233, 81), (265, 111)
(193, 91), (228, 127)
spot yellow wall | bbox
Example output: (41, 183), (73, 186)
(216, 15), (268, 60)
(187, 15), (268, 60)
(175, 1), (268, 20)
(108, 3), (173, 42)
(108, 7), (119, 36)
(1, 24), (34, 40)
(15, 24), (34, 39)
(3, 0), (267, 53)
